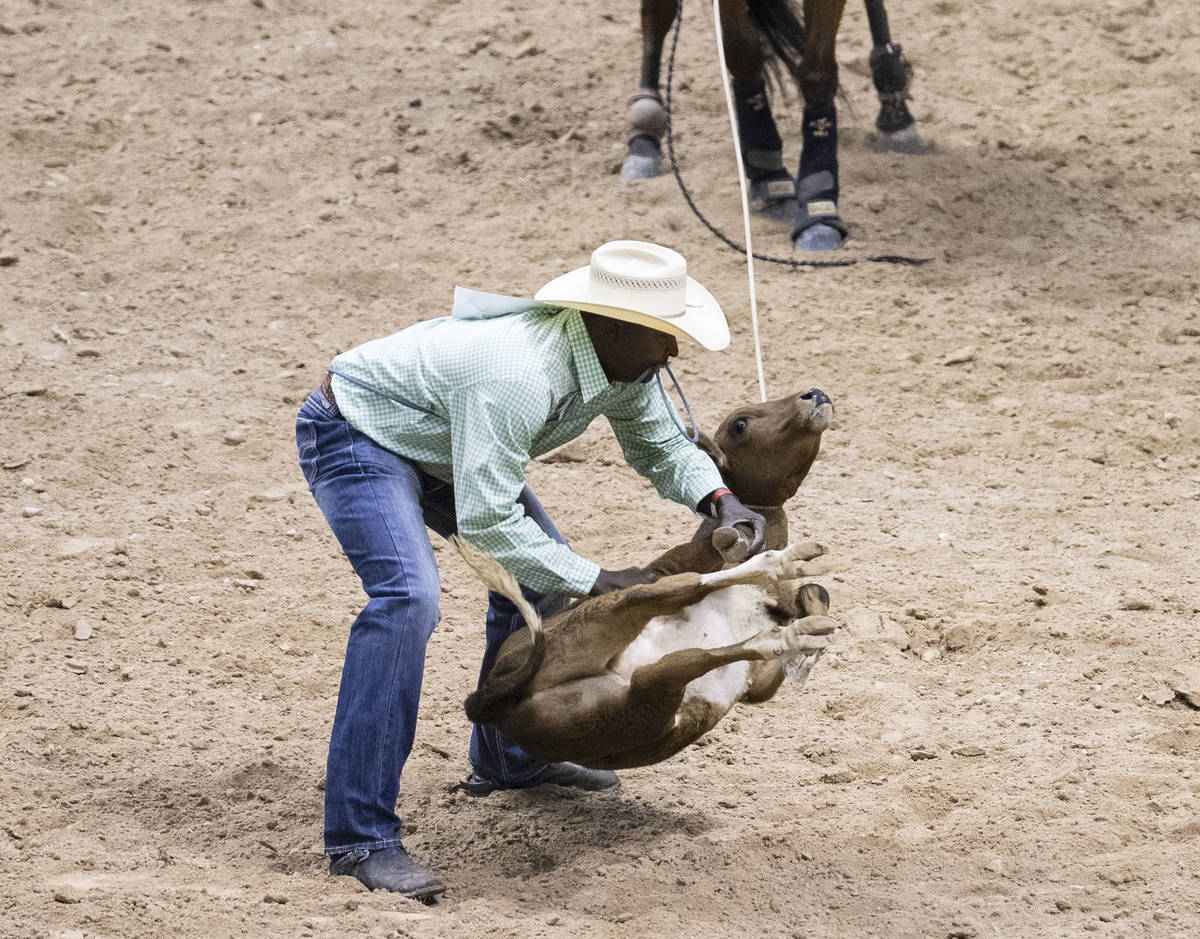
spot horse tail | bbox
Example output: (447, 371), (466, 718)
(745, 0), (807, 83)
(452, 535), (547, 725)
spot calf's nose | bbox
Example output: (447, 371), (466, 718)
(800, 388), (831, 408)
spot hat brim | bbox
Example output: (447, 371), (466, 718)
(535, 265), (730, 351)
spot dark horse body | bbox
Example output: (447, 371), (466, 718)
(621, 0), (921, 251)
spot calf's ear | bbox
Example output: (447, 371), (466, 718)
(696, 430), (727, 472)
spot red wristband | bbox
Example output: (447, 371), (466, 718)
(705, 487), (733, 517)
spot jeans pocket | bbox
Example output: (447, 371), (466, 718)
(296, 418), (319, 483)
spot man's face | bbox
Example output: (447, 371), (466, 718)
(607, 321), (680, 383)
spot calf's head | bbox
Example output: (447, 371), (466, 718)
(700, 388), (833, 508)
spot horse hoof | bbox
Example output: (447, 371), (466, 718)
(620, 154), (662, 182)
(793, 224), (844, 252)
(748, 176), (797, 222)
(870, 125), (926, 155)
(752, 194), (797, 223)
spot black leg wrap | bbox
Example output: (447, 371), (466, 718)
(793, 103), (847, 239)
(869, 44), (916, 134)
(732, 77), (785, 181)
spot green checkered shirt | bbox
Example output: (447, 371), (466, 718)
(329, 298), (724, 595)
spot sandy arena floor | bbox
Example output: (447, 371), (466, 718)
(1, 1), (1198, 936)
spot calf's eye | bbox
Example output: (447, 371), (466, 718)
(733, 417), (749, 434)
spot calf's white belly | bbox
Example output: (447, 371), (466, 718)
(610, 586), (768, 711)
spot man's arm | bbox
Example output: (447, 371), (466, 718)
(448, 380), (656, 596)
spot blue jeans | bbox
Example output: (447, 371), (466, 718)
(296, 386), (566, 855)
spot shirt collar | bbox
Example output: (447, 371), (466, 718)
(562, 308), (610, 402)
(450, 286), (548, 320)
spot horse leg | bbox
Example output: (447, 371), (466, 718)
(620, 0), (678, 182)
(718, 1), (796, 219)
(792, 0), (848, 252)
(864, 0), (923, 153)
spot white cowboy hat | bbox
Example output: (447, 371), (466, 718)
(534, 240), (730, 351)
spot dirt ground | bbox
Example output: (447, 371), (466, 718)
(2, 0), (1199, 936)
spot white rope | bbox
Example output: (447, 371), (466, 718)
(711, 0), (767, 403)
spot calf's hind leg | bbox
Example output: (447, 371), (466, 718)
(744, 581), (831, 703)
(592, 618), (832, 768)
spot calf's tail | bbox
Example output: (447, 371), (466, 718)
(452, 535), (547, 725)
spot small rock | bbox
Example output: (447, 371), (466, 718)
(1164, 665), (1200, 709)
(910, 748), (937, 761)
(819, 769), (855, 784)
(717, 797), (739, 809)
(53, 538), (104, 560)
(75, 347), (101, 357)
(941, 345), (976, 366)
(0, 253), (19, 266)
(223, 428), (248, 445)
(22, 506), (42, 517)
(263, 893), (287, 904)
(943, 623), (973, 651)
(1143, 685), (1175, 706)
(53, 890), (82, 904)
(843, 607), (910, 649)
(65, 660), (87, 675)
(1119, 594), (1154, 611)
(249, 488), (292, 502)
(374, 156), (400, 175)
(951, 745), (985, 757)
(73, 619), (93, 641)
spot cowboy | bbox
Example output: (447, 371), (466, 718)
(295, 240), (767, 899)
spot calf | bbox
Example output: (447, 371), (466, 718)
(458, 387), (835, 770)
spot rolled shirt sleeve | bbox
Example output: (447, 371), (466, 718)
(448, 380), (602, 595)
(604, 379), (725, 510)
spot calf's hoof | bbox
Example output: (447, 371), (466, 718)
(794, 223), (845, 252)
(782, 651), (822, 686)
(712, 525), (753, 564)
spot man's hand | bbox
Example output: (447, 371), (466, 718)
(712, 492), (766, 563)
(590, 567), (659, 597)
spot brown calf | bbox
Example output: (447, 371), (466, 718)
(458, 387), (835, 770)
